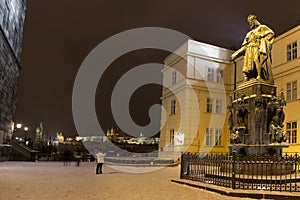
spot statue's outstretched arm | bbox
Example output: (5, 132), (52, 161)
(231, 46), (246, 60)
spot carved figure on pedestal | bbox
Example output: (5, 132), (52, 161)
(235, 98), (248, 127)
(275, 126), (286, 143)
(255, 100), (264, 123)
(269, 119), (287, 143)
(267, 96), (277, 129)
(278, 90), (287, 107)
(230, 130), (242, 144)
(228, 107), (234, 132)
(231, 14), (274, 83)
(255, 100), (264, 144)
(227, 95), (234, 132)
(276, 106), (285, 127)
(269, 121), (277, 143)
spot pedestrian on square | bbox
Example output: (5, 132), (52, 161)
(96, 150), (106, 174)
(63, 149), (72, 166)
(74, 149), (83, 167)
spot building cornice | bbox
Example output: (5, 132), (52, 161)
(274, 24), (300, 43)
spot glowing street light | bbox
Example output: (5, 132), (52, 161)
(24, 126), (28, 139)
(13, 123), (29, 142)
(16, 123), (22, 129)
(12, 123), (22, 142)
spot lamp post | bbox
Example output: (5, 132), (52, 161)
(13, 123), (29, 143)
(24, 127), (28, 143)
(13, 123), (22, 141)
(233, 60), (237, 100)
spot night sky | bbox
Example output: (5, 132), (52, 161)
(14, 0), (300, 138)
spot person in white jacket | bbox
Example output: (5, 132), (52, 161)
(96, 150), (106, 174)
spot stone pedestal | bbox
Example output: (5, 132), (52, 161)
(228, 80), (289, 156)
(236, 80), (276, 98)
(228, 143), (289, 156)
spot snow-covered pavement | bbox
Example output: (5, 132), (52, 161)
(0, 161), (252, 200)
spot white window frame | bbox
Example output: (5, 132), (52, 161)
(207, 67), (215, 82)
(215, 129), (222, 146)
(287, 41), (297, 61)
(216, 69), (223, 83)
(216, 99), (223, 114)
(206, 98), (213, 113)
(287, 81), (297, 101)
(292, 81), (297, 100)
(286, 121), (297, 144)
(205, 128), (213, 146)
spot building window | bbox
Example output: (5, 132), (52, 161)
(216, 70), (223, 83)
(215, 129), (222, 146)
(292, 122), (297, 144)
(170, 129), (174, 146)
(286, 122), (297, 144)
(292, 81), (297, 100)
(171, 99), (176, 115)
(172, 71), (177, 85)
(287, 83), (291, 101)
(207, 67), (214, 82)
(287, 81), (297, 101)
(205, 128), (213, 146)
(287, 42), (297, 61)
(216, 99), (223, 114)
(206, 98), (213, 113)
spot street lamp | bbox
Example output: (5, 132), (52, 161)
(24, 127), (28, 143)
(16, 123), (22, 129)
(12, 123), (22, 142)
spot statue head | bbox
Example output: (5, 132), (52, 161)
(247, 14), (261, 29)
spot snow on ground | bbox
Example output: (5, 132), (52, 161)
(0, 161), (252, 200)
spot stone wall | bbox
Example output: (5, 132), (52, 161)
(0, 0), (26, 61)
(0, 30), (19, 142)
(0, 0), (26, 143)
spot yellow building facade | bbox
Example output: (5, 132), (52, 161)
(159, 25), (300, 159)
(272, 25), (300, 154)
(159, 39), (234, 159)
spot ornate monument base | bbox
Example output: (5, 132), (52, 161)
(228, 143), (289, 156)
(228, 80), (289, 157)
(223, 14), (293, 178)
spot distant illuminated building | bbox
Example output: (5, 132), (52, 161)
(0, 1), (26, 146)
(76, 136), (108, 142)
(106, 127), (116, 137)
(65, 137), (73, 142)
(52, 135), (59, 146)
(52, 132), (64, 146)
(57, 132), (64, 143)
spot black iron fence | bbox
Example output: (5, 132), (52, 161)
(180, 153), (300, 192)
